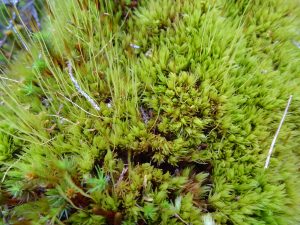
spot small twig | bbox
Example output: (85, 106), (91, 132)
(174, 213), (190, 225)
(67, 60), (100, 111)
(0, 75), (20, 83)
(115, 166), (128, 187)
(264, 95), (293, 169)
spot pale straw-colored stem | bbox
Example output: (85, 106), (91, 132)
(67, 60), (100, 111)
(264, 95), (293, 169)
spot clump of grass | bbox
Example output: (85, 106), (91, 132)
(0, 0), (300, 224)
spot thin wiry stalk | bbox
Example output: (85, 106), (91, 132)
(1, 156), (22, 183)
(264, 95), (293, 169)
(0, 76), (20, 83)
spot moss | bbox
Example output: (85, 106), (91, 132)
(0, 0), (300, 224)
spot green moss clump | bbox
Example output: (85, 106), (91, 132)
(0, 0), (300, 224)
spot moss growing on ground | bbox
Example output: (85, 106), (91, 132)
(0, 0), (300, 224)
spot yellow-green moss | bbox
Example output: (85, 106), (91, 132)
(0, 0), (300, 224)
